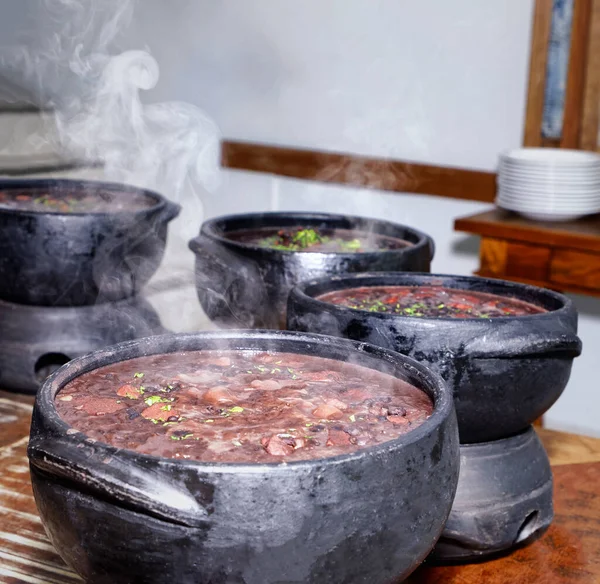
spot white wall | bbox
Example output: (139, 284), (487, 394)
(133, 0), (533, 171)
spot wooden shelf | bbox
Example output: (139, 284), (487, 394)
(455, 208), (600, 297)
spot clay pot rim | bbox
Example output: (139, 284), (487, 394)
(291, 271), (574, 324)
(194, 211), (433, 258)
(0, 178), (179, 220)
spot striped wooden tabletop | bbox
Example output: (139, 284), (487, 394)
(1, 389), (599, 584)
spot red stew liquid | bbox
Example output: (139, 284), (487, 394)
(55, 351), (432, 463)
(0, 189), (154, 214)
(318, 286), (546, 318)
(226, 226), (411, 253)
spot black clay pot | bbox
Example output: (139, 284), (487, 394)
(287, 273), (582, 444)
(0, 179), (181, 306)
(188, 212), (434, 329)
(0, 295), (165, 393)
(432, 426), (553, 562)
(28, 330), (459, 584)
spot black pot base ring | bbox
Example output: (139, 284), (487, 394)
(0, 296), (165, 393)
(431, 426), (553, 563)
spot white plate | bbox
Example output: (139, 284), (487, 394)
(499, 160), (600, 173)
(496, 191), (600, 205)
(495, 197), (600, 213)
(499, 168), (600, 182)
(497, 175), (600, 189)
(497, 186), (600, 198)
(496, 202), (595, 221)
(500, 148), (600, 166)
(499, 163), (600, 177)
(497, 192), (600, 203)
(517, 210), (589, 222)
(496, 196), (600, 211)
(497, 189), (600, 202)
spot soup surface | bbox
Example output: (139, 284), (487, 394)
(0, 188), (154, 213)
(318, 285), (546, 318)
(56, 350), (433, 463)
(226, 226), (411, 253)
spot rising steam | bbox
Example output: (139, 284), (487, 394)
(0, 0), (221, 331)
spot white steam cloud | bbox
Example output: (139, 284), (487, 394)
(0, 0), (221, 331)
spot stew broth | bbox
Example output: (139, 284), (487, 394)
(226, 226), (411, 253)
(0, 189), (154, 214)
(56, 350), (432, 463)
(318, 285), (546, 318)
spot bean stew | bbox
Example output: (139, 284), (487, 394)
(317, 285), (546, 318)
(55, 350), (433, 463)
(0, 188), (154, 214)
(226, 226), (411, 253)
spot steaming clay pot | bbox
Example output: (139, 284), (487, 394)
(28, 330), (459, 584)
(0, 179), (181, 306)
(286, 272), (582, 444)
(188, 212), (434, 329)
(0, 295), (165, 393)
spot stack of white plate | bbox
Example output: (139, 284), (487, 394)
(496, 148), (600, 221)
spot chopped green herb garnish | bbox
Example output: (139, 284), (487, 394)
(144, 395), (169, 406)
(229, 406), (244, 413)
(205, 419), (214, 423)
(349, 414), (356, 422)
(338, 238), (362, 251)
(133, 372), (144, 378)
(160, 405), (172, 411)
(293, 228), (322, 248)
(170, 432), (194, 441)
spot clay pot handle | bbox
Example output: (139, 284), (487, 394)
(28, 437), (208, 528)
(189, 233), (267, 327)
(465, 331), (582, 360)
(159, 200), (181, 223)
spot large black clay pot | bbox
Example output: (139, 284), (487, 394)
(189, 212), (434, 329)
(28, 330), (459, 584)
(287, 272), (582, 444)
(0, 179), (181, 306)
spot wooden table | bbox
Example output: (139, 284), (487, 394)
(455, 208), (600, 296)
(1, 390), (600, 583)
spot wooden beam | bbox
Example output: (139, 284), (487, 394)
(561, 0), (594, 148)
(523, 0), (554, 147)
(221, 141), (497, 203)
